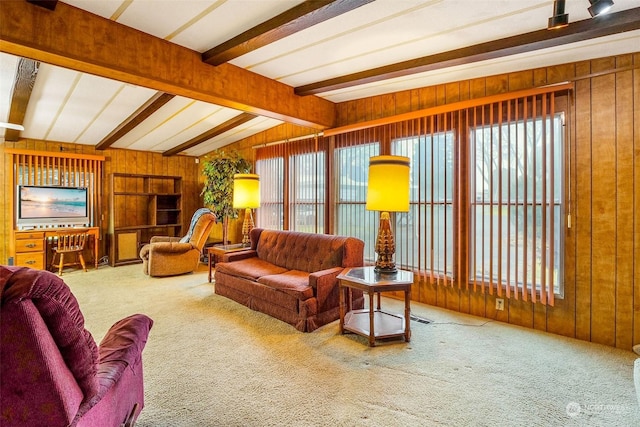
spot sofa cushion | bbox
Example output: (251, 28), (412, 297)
(215, 257), (288, 281)
(257, 270), (314, 300)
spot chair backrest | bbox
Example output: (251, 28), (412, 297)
(183, 209), (216, 251)
(0, 266), (99, 426)
(54, 229), (89, 253)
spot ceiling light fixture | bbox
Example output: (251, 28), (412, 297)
(588, 0), (614, 17)
(548, 0), (569, 30)
(0, 122), (25, 131)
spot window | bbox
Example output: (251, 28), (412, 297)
(393, 130), (455, 276)
(256, 156), (284, 230)
(469, 110), (564, 299)
(254, 88), (566, 306)
(334, 142), (379, 263)
(289, 151), (325, 233)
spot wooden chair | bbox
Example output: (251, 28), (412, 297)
(50, 230), (89, 275)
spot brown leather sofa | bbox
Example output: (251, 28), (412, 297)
(214, 228), (365, 332)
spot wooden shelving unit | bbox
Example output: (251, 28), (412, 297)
(109, 173), (182, 266)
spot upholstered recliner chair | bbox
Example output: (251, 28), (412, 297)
(140, 208), (216, 277)
(0, 265), (153, 427)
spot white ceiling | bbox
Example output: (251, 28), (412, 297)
(1, 0), (639, 156)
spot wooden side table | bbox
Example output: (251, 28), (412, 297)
(337, 266), (413, 347)
(206, 243), (248, 282)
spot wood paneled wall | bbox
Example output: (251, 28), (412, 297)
(338, 53), (640, 349)
(214, 53), (639, 349)
(1, 139), (202, 265)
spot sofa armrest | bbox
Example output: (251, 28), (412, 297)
(222, 249), (257, 262)
(150, 236), (181, 243)
(149, 242), (195, 255)
(309, 266), (344, 308)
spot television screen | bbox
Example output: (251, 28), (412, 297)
(17, 185), (90, 227)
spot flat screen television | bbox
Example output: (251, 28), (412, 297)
(16, 185), (90, 228)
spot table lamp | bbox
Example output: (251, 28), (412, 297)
(366, 155), (410, 274)
(233, 173), (260, 246)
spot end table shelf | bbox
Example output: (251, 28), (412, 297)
(343, 309), (406, 339)
(338, 266), (414, 347)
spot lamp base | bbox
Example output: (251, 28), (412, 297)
(241, 208), (254, 247)
(374, 211), (397, 273)
(374, 265), (398, 275)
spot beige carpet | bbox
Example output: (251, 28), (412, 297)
(61, 264), (639, 427)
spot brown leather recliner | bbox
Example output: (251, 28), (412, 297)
(140, 208), (216, 277)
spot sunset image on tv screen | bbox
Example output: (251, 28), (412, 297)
(20, 187), (87, 218)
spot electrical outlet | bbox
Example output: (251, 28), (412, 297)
(496, 298), (504, 311)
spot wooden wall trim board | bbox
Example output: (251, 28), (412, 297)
(634, 61), (640, 349)
(614, 55), (635, 351)
(573, 60), (593, 343)
(4, 148), (105, 161)
(589, 57), (617, 346)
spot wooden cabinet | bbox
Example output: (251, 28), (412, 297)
(109, 173), (183, 266)
(12, 228), (100, 272)
(14, 231), (45, 270)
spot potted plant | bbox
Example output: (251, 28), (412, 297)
(201, 150), (252, 245)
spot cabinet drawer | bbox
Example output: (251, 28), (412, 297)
(16, 231), (45, 240)
(15, 253), (44, 270)
(15, 238), (44, 252)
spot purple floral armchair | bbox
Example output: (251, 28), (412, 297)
(0, 266), (153, 427)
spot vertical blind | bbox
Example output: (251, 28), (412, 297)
(253, 85), (569, 305)
(288, 137), (327, 234)
(256, 143), (285, 230)
(468, 93), (562, 304)
(334, 129), (379, 262)
(391, 113), (457, 288)
(255, 137), (327, 233)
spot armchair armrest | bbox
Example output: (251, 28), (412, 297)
(97, 314), (153, 377)
(309, 267), (344, 308)
(149, 242), (195, 255)
(76, 314), (153, 418)
(150, 236), (181, 243)
(222, 249), (257, 262)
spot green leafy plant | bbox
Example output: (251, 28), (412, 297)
(201, 150), (251, 244)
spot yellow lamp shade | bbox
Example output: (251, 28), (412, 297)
(366, 155), (410, 212)
(233, 174), (261, 209)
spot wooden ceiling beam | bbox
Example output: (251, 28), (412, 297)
(5, 57), (39, 142)
(202, 0), (374, 66)
(295, 7), (640, 96)
(95, 92), (175, 150)
(0, 1), (335, 129)
(163, 112), (257, 156)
